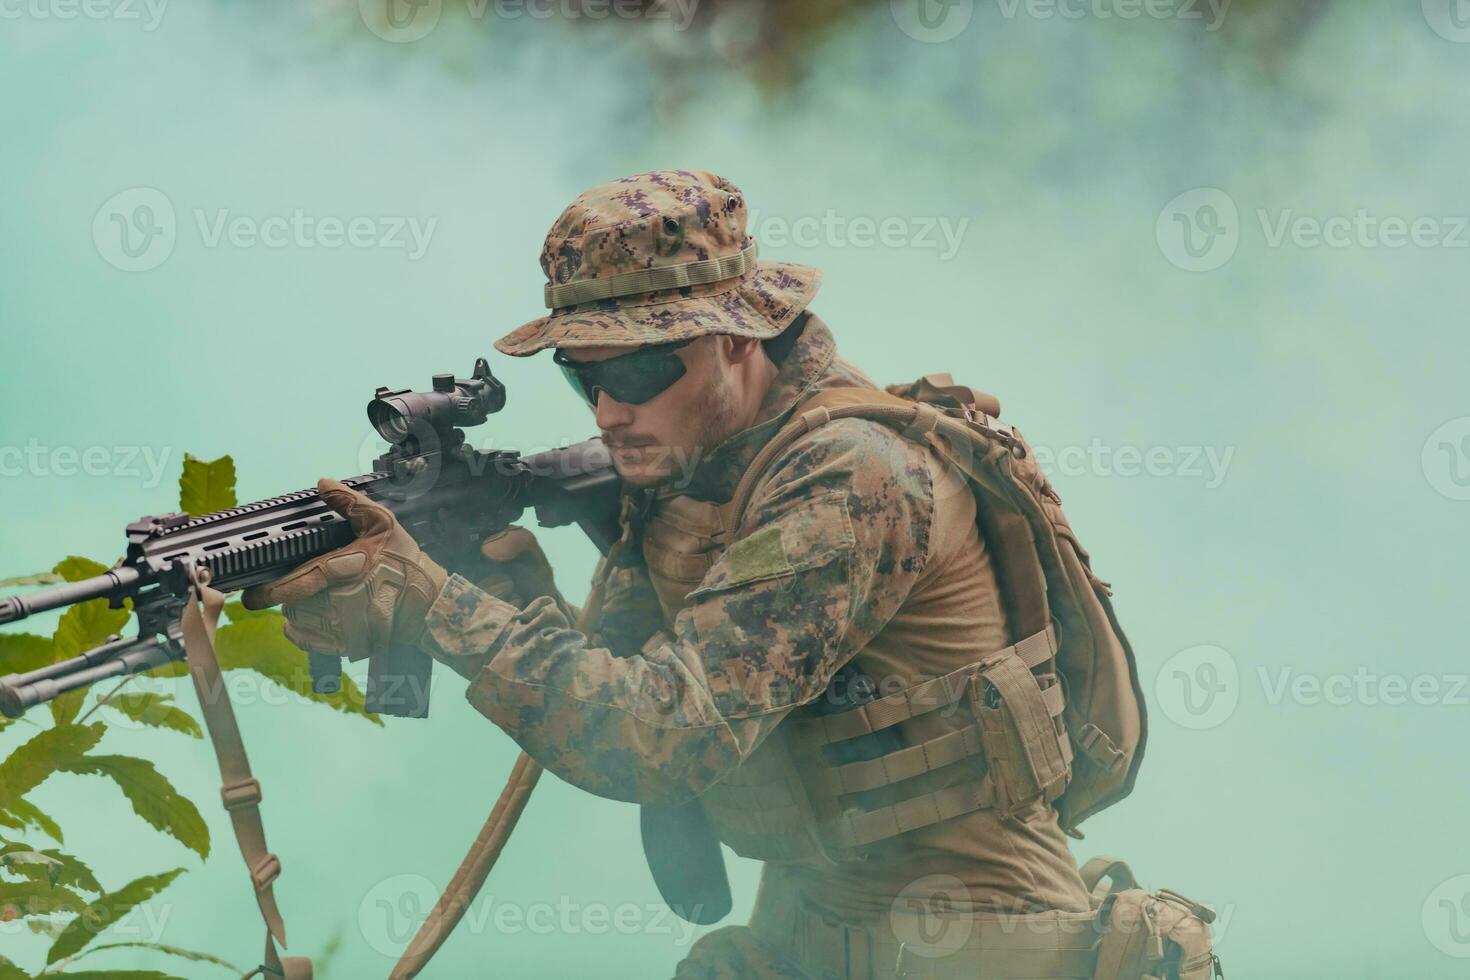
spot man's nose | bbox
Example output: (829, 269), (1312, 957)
(593, 390), (635, 429)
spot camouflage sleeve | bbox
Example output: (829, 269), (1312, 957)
(587, 554), (667, 659)
(423, 419), (935, 804)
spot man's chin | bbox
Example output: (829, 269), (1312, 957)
(612, 462), (672, 489)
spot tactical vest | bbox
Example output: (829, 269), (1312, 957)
(637, 376), (1147, 864)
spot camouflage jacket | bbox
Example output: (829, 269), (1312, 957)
(423, 313), (936, 804)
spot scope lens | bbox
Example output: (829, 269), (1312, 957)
(368, 400), (411, 443)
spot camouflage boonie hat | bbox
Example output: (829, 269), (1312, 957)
(495, 169), (822, 356)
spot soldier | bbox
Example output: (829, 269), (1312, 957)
(243, 170), (1109, 979)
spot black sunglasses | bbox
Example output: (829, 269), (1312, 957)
(553, 339), (694, 407)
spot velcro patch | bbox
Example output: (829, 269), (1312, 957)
(724, 525), (792, 583)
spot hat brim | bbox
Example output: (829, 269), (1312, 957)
(494, 260), (822, 357)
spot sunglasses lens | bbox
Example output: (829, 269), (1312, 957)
(559, 362), (598, 406)
(557, 344), (689, 407)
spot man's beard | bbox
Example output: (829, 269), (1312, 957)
(614, 373), (741, 489)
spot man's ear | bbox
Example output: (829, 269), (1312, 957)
(725, 335), (764, 363)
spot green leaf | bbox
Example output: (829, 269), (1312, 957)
(0, 847), (62, 886)
(0, 799), (64, 843)
(51, 557), (110, 583)
(214, 615), (382, 725)
(42, 973), (188, 980)
(99, 694), (201, 739)
(0, 572), (63, 588)
(0, 632), (53, 675)
(49, 598), (132, 727)
(0, 724), (104, 810)
(178, 454), (237, 517)
(0, 844), (100, 893)
(222, 599), (275, 623)
(36, 849), (101, 894)
(0, 879), (89, 917)
(63, 941), (241, 975)
(46, 868), (184, 964)
(28, 914), (66, 937)
(60, 756), (208, 860)
(0, 954), (27, 980)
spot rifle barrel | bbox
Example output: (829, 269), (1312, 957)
(0, 567), (144, 627)
(0, 633), (176, 718)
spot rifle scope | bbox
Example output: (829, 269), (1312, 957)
(368, 356), (507, 444)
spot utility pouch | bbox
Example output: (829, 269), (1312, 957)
(1085, 858), (1222, 980)
(971, 650), (1071, 820)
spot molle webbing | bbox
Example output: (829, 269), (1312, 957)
(794, 627), (1056, 745)
(817, 628), (1064, 848)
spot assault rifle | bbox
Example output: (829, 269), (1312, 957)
(0, 358), (621, 720)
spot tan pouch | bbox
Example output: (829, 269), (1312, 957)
(1084, 857), (1222, 980)
(972, 650), (1071, 820)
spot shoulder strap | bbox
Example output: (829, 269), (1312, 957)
(727, 386), (1016, 533)
(1079, 855), (1139, 906)
(729, 388), (932, 531)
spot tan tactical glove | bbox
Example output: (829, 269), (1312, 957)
(240, 478), (447, 658)
(472, 527), (561, 608)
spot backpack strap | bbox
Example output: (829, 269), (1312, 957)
(1079, 855), (1139, 906)
(727, 387), (1011, 533)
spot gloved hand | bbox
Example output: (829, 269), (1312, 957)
(240, 478), (447, 658)
(472, 527), (561, 608)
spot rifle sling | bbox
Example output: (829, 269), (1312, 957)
(180, 566), (312, 980)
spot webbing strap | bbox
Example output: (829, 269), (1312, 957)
(797, 627), (1057, 745)
(821, 679), (1064, 797)
(834, 777), (998, 848)
(543, 242), (759, 308)
(824, 724), (983, 796)
(1078, 855), (1137, 908)
(180, 567), (311, 980)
